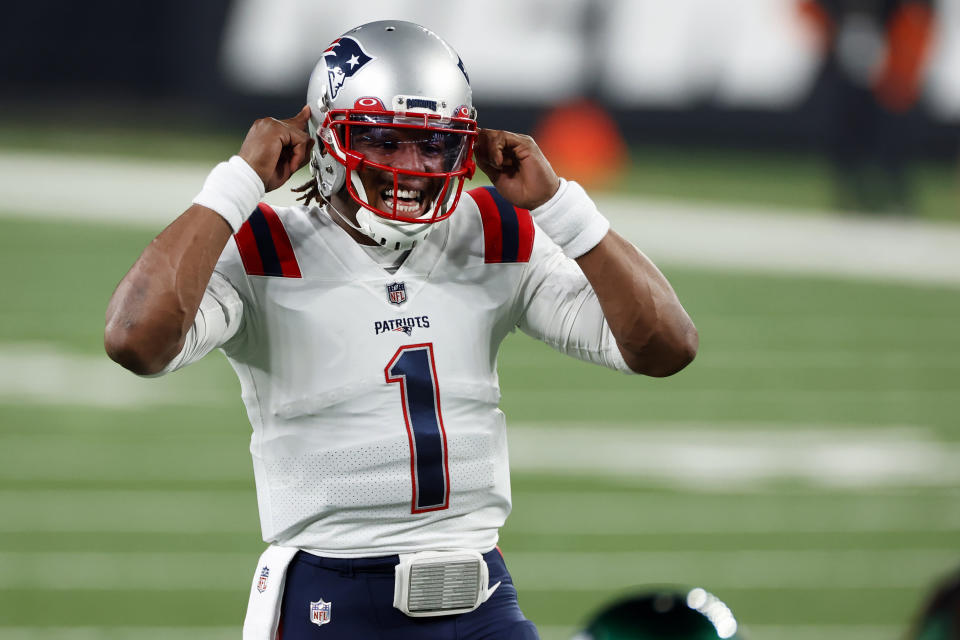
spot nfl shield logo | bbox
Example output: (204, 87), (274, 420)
(387, 282), (406, 305)
(310, 599), (332, 626)
(256, 566), (269, 593)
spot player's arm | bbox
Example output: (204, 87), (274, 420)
(104, 107), (313, 375)
(475, 129), (698, 377)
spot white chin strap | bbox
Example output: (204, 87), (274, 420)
(325, 171), (436, 251)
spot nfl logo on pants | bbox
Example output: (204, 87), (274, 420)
(310, 599), (332, 626)
(387, 282), (406, 305)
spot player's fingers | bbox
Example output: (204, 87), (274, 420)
(269, 133), (307, 167)
(500, 131), (536, 157)
(473, 142), (500, 183)
(270, 107), (311, 147)
(491, 144), (504, 169)
(289, 140), (311, 172)
(284, 105), (312, 131)
(474, 151), (500, 177)
(281, 121), (312, 146)
(287, 126), (312, 147)
(477, 129), (504, 168)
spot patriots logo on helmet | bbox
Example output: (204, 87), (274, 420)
(323, 37), (375, 100)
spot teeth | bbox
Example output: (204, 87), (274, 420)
(391, 200), (422, 213)
(383, 189), (421, 200)
(382, 187), (426, 214)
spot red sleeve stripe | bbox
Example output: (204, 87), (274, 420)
(469, 186), (534, 264)
(470, 187), (503, 262)
(234, 215), (264, 276)
(234, 204), (302, 278)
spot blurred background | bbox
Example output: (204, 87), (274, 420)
(1, 1), (959, 639)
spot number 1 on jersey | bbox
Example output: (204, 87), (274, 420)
(385, 343), (450, 513)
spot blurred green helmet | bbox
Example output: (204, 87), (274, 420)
(574, 587), (743, 640)
(909, 568), (960, 640)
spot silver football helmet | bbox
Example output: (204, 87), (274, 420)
(306, 20), (478, 250)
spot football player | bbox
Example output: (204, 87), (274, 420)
(573, 587), (742, 639)
(105, 20), (698, 640)
(907, 568), (960, 640)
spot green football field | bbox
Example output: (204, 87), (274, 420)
(1, 120), (958, 221)
(0, 209), (958, 640)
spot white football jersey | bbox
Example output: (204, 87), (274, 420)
(164, 185), (631, 556)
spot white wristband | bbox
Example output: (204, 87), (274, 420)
(530, 178), (610, 258)
(192, 156), (265, 233)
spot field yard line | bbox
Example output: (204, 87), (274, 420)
(506, 424), (960, 489)
(0, 549), (954, 591)
(603, 194), (960, 287)
(0, 343), (230, 408)
(1, 151), (959, 286)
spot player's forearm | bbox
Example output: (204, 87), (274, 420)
(105, 205), (233, 375)
(525, 177), (697, 377)
(575, 230), (698, 376)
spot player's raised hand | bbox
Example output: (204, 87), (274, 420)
(474, 129), (561, 210)
(238, 105), (314, 192)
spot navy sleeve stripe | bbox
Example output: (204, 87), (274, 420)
(249, 207), (283, 276)
(486, 187), (520, 263)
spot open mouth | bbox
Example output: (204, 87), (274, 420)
(381, 187), (429, 216)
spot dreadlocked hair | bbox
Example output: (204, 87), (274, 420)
(292, 178), (322, 207)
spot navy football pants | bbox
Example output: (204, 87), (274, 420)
(278, 548), (540, 639)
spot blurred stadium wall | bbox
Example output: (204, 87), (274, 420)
(2, 0), (959, 157)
